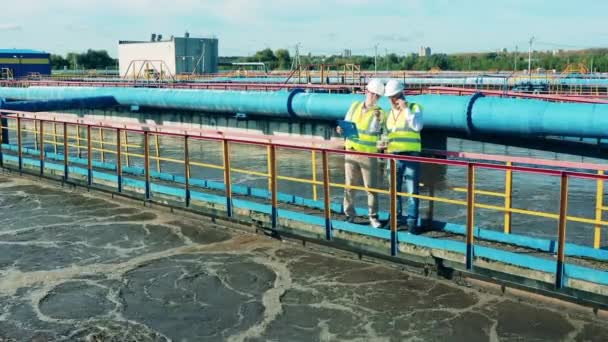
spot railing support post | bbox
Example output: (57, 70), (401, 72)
(52, 121), (58, 155)
(504, 161), (513, 234)
(466, 163), (476, 270)
(39, 120), (44, 175)
(556, 173), (569, 289)
(184, 136), (191, 207)
(594, 170), (604, 249)
(222, 139), (233, 217)
(63, 122), (69, 181)
(269, 145), (278, 229)
(116, 128), (122, 193)
(266, 145), (272, 193)
(312, 150), (318, 201)
(98, 127), (105, 163)
(143, 131), (150, 200)
(390, 158), (398, 256)
(0, 114), (3, 168)
(322, 150), (332, 240)
(86, 125), (92, 187)
(154, 129), (161, 172)
(123, 129), (130, 167)
(16, 116), (22, 172)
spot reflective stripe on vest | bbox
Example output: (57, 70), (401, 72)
(386, 103), (421, 153)
(344, 101), (381, 153)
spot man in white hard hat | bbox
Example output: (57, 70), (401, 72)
(383, 79), (423, 233)
(336, 79), (386, 228)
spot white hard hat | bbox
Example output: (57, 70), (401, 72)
(384, 79), (405, 97)
(366, 79), (385, 96)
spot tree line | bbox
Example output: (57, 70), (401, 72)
(50, 50), (117, 70)
(230, 48), (608, 73)
(51, 47), (608, 72)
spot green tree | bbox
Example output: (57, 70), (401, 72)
(77, 49), (116, 69)
(275, 49), (291, 69)
(50, 54), (70, 70)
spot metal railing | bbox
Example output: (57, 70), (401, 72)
(1, 111), (608, 290)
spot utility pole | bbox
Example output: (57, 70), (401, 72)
(374, 44), (379, 75)
(514, 45), (518, 71)
(528, 36), (535, 77)
(291, 43), (301, 71)
(385, 48), (389, 72)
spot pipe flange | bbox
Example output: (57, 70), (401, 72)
(287, 88), (305, 118)
(465, 92), (484, 136)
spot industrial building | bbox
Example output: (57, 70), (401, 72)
(419, 46), (432, 57)
(118, 33), (218, 79)
(0, 49), (51, 79)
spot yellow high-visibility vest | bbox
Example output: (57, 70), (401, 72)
(386, 103), (422, 153)
(344, 101), (384, 153)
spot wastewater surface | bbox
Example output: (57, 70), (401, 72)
(0, 174), (607, 341)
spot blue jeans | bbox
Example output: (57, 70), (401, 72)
(391, 153), (420, 226)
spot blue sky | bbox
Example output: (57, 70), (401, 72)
(1, 0), (606, 57)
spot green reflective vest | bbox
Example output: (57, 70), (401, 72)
(386, 103), (422, 153)
(344, 101), (385, 153)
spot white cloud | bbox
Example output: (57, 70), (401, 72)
(0, 24), (23, 31)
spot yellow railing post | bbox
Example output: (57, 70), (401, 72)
(63, 122), (69, 180)
(184, 136), (191, 207)
(269, 145), (278, 228)
(98, 127), (105, 163)
(123, 129), (130, 167)
(39, 120), (44, 175)
(222, 139), (233, 217)
(87, 125), (92, 187)
(311, 150), (318, 201)
(390, 158), (398, 256)
(143, 131), (150, 200)
(52, 121), (58, 155)
(116, 128), (122, 193)
(154, 128), (161, 172)
(466, 163), (476, 270)
(266, 144), (272, 192)
(16, 116), (22, 172)
(594, 170), (604, 249)
(556, 173), (569, 289)
(504, 161), (513, 234)
(322, 150), (332, 240)
(0, 113), (3, 168)
(76, 124), (82, 158)
(33, 120), (39, 151)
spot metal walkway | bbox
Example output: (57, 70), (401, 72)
(1, 109), (608, 308)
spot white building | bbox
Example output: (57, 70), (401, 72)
(118, 33), (218, 79)
(419, 46), (432, 57)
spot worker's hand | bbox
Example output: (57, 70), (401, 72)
(336, 126), (343, 135)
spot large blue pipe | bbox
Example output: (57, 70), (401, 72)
(199, 76), (608, 87)
(0, 95), (118, 144)
(0, 96), (117, 112)
(0, 86), (607, 138)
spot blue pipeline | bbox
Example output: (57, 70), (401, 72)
(0, 87), (293, 116)
(0, 95), (119, 144)
(199, 76), (608, 87)
(0, 96), (117, 112)
(1, 86), (608, 138)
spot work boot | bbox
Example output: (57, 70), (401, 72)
(407, 219), (422, 234)
(346, 216), (356, 224)
(369, 218), (383, 229)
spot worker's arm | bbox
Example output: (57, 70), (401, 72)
(406, 103), (423, 132)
